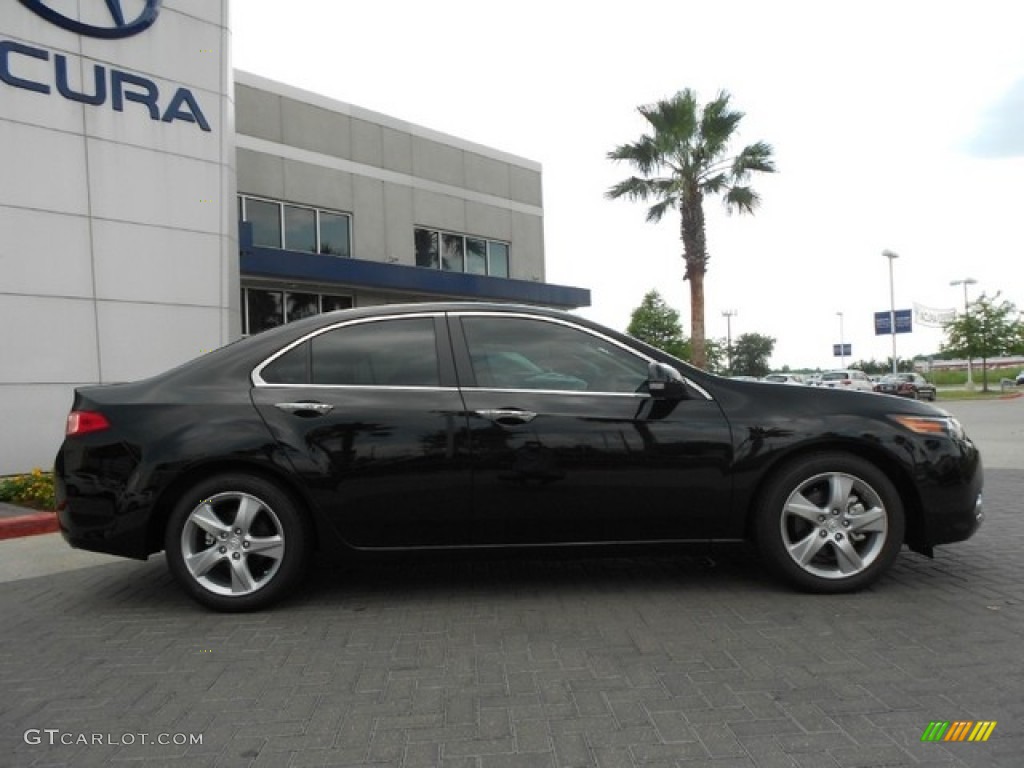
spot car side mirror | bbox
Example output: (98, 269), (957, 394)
(647, 362), (687, 400)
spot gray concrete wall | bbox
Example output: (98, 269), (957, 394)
(0, 0), (236, 474)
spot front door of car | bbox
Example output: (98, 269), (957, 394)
(449, 313), (734, 545)
(250, 314), (474, 548)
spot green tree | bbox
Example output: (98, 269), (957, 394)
(942, 292), (1023, 391)
(627, 290), (690, 359)
(606, 89), (775, 370)
(704, 338), (726, 374)
(731, 332), (776, 378)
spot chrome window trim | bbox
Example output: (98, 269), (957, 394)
(252, 309), (714, 401)
(686, 379), (713, 400)
(453, 311), (713, 401)
(466, 387), (649, 399)
(251, 312), (445, 387)
(254, 383), (461, 392)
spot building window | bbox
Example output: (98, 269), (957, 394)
(488, 242), (509, 278)
(415, 229), (438, 268)
(414, 228), (510, 277)
(242, 288), (353, 335)
(284, 205), (317, 253)
(246, 198), (282, 248)
(466, 238), (487, 275)
(319, 211), (351, 257)
(441, 233), (464, 272)
(239, 196), (351, 257)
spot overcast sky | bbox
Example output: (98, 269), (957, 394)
(232, 0), (1024, 370)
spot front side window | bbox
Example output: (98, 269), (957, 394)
(461, 316), (648, 393)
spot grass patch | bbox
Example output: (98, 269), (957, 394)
(936, 388), (1020, 401)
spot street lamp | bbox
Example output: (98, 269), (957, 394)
(836, 311), (846, 367)
(950, 277), (978, 390)
(883, 250), (899, 374)
(722, 309), (737, 374)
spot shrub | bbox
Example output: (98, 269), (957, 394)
(0, 468), (56, 511)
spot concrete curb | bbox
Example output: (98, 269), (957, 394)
(0, 511), (59, 541)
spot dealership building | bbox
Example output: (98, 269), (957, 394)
(0, 0), (589, 474)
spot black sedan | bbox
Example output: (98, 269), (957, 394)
(873, 373), (938, 401)
(55, 303), (983, 611)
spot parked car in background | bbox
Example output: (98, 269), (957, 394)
(1017, 370), (1024, 386)
(817, 369), (875, 392)
(763, 373), (805, 385)
(874, 373), (937, 401)
(55, 303), (983, 610)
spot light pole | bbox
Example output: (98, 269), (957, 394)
(883, 250), (899, 374)
(722, 309), (737, 374)
(836, 311), (846, 367)
(950, 277), (977, 390)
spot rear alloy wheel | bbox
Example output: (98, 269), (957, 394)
(165, 474), (309, 611)
(756, 454), (904, 593)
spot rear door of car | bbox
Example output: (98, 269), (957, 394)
(250, 313), (474, 548)
(448, 311), (735, 545)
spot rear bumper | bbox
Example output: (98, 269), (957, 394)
(55, 446), (152, 560)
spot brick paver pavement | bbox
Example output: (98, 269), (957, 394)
(1, 467), (1021, 768)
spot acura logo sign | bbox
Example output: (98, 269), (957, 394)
(17, 0), (162, 39)
(5, 0), (209, 131)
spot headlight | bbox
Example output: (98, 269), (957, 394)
(889, 415), (965, 440)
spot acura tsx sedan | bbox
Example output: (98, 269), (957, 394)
(56, 303), (984, 611)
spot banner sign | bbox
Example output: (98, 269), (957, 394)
(914, 303), (956, 327)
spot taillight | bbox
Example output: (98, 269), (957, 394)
(66, 410), (110, 436)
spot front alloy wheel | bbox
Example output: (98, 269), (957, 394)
(756, 454), (905, 592)
(166, 475), (308, 611)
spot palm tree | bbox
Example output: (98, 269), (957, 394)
(606, 89), (775, 369)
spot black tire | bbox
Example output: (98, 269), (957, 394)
(165, 474), (310, 611)
(755, 453), (905, 593)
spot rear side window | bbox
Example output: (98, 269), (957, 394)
(261, 343), (309, 384)
(260, 318), (440, 387)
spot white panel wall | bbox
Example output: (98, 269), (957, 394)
(0, 0), (236, 474)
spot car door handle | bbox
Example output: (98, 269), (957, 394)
(476, 408), (537, 425)
(275, 401), (334, 416)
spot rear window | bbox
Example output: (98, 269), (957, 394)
(822, 372), (848, 381)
